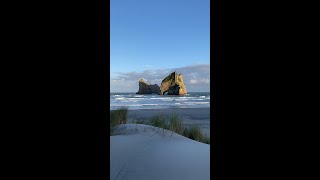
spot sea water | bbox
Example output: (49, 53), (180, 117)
(110, 92), (210, 110)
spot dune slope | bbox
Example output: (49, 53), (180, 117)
(110, 124), (210, 180)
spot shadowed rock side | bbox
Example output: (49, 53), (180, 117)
(136, 79), (161, 94)
(160, 72), (187, 95)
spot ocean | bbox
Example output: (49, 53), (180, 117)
(110, 92), (210, 110)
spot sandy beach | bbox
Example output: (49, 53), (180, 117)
(110, 124), (210, 180)
(126, 107), (210, 136)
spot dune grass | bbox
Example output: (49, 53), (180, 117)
(110, 107), (128, 135)
(136, 114), (210, 144)
(146, 114), (210, 144)
(148, 114), (168, 129)
(131, 119), (145, 124)
(168, 114), (185, 135)
(110, 108), (210, 144)
(183, 125), (210, 144)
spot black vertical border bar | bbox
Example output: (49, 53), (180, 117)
(97, 0), (110, 179)
(212, 0), (224, 179)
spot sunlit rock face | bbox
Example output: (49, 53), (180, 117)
(160, 72), (187, 95)
(136, 79), (161, 94)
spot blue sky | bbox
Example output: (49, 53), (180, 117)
(111, 0), (210, 92)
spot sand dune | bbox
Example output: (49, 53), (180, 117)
(110, 124), (210, 180)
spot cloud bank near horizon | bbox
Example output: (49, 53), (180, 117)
(110, 64), (210, 92)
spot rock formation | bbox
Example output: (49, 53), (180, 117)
(136, 79), (161, 94)
(160, 72), (187, 95)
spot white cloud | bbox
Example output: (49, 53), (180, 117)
(190, 79), (198, 84)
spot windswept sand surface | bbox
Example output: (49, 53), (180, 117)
(127, 108), (210, 136)
(110, 124), (210, 180)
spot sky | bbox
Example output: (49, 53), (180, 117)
(110, 0), (210, 92)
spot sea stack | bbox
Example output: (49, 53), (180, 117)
(160, 72), (187, 95)
(136, 79), (161, 94)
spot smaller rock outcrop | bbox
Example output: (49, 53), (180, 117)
(136, 79), (161, 94)
(160, 72), (187, 95)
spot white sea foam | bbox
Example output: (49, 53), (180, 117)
(177, 96), (194, 99)
(161, 99), (174, 101)
(111, 93), (210, 110)
(192, 102), (210, 104)
(175, 99), (189, 101)
(113, 104), (143, 106)
(115, 97), (125, 100)
(150, 97), (171, 100)
(128, 98), (145, 100)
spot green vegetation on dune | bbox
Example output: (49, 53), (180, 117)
(110, 108), (210, 144)
(168, 114), (185, 135)
(149, 114), (168, 129)
(183, 125), (210, 144)
(110, 107), (128, 135)
(147, 114), (210, 144)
